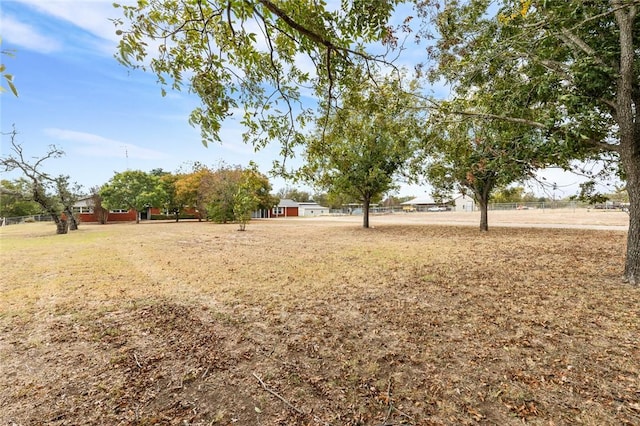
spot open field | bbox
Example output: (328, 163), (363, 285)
(1, 212), (638, 425)
(305, 208), (631, 230)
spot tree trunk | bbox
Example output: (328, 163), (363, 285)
(56, 218), (69, 234)
(175, 212), (179, 222)
(32, 186), (67, 234)
(65, 209), (79, 230)
(624, 158), (640, 285)
(363, 196), (371, 228)
(478, 200), (488, 232)
(624, 170), (640, 285)
(476, 188), (490, 232)
(96, 207), (109, 224)
(613, 3), (639, 285)
(136, 210), (140, 224)
(99, 210), (109, 224)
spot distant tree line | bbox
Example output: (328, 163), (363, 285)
(97, 163), (279, 230)
(0, 132), (279, 232)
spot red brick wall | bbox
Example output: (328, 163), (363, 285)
(78, 210), (137, 223)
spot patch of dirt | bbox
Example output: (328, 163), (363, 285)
(1, 221), (639, 425)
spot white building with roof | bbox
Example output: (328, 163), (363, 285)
(297, 201), (330, 217)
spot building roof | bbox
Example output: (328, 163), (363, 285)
(277, 199), (300, 208)
(73, 197), (94, 207)
(298, 202), (329, 209)
(401, 196), (437, 205)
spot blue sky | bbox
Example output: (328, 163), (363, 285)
(1, 1), (610, 199)
(1, 0), (304, 194)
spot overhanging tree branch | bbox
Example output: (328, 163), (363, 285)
(445, 110), (547, 129)
(558, 28), (615, 70)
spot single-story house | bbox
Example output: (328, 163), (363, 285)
(73, 197), (137, 222)
(73, 196), (330, 222)
(73, 198), (201, 223)
(268, 199), (330, 218)
(270, 199), (299, 217)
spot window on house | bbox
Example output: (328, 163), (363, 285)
(72, 206), (93, 213)
(272, 207), (284, 215)
(110, 209), (128, 213)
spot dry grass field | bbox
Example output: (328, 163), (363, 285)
(1, 210), (638, 425)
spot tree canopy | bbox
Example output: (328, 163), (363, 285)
(425, 96), (547, 231)
(233, 165), (275, 230)
(302, 72), (425, 228)
(571, 180), (611, 207)
(202, 165), (245, 223)
(100, 170), (166, 223)
(0, 179), (43, 217)
(114, 0), (402, 164)
(490, 186), (539, 204)
(424, 0), (640, 283)
(174, 167), (215, 221)
(158, 173), (185, 221)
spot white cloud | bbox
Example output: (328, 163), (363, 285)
(15, 0), (127, 41)
(10, 0), (132, 55)
(45, 128), (169, 160)
(1, 15), (62, 53)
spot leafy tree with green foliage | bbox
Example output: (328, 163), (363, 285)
(158, 173), (185, 221)
(149, 168), (170, 177)
(0, 179), (43, 217)
(204, 165), (244, 223)
(100, 170), (166, 223)
(113, 0), (402, 163)
(233, 183), (257, 231)
(233, 168), (263, 231)
(423, 0), (640, 282)
(204, 164), (277, 223)
(302, 72), (425, 228)
(610, 186), (630, 203)
(491, 186), (538, 204)
(175, 167), (215, 221)
(426, 109), (545, 231)
(249, 168), (279, 212)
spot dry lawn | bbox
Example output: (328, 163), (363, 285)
(1, 211), (638, 425)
